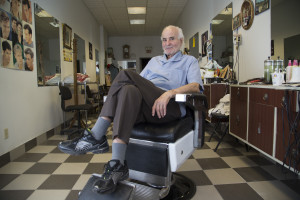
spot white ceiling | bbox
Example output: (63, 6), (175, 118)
(82, 0), (188, 36)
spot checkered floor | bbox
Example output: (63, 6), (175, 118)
(0, 117), (300, 200)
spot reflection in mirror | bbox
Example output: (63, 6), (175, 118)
(271, 0), (300, 66)
(95, 49), (100, 83)
(34, 4), (60, 86)
(74, 34), (86, 74)
(211, 3), (233, 68)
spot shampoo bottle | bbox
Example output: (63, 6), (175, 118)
(286, 60), (292, 82)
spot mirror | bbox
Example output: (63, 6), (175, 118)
(95, 49), (99, 83)
(271, 0), (300, 66)
(211, 3), (233, 68)
(34, 4), (60, 86)
(74, 33), (86, 74)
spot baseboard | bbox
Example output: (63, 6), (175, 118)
(0, 123), (63, 168)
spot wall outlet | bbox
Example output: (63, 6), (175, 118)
(4, 128), (8, 139)
(233, 34), (241, 46)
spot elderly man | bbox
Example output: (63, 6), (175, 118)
(59, 25), (203, 193)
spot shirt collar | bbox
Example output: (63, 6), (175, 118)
(160, 51), (183, 63)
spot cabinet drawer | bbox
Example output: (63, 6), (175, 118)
(231, 87), (247, 102)
(249, 88), (275, 106)
(274, 90), (298, 111)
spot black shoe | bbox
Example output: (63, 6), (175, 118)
(93, 160), (129, 194)
(58, 130), (109, 155)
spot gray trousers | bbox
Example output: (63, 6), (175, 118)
(100, 69), (181, 143)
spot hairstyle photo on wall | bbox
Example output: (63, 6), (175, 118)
(201, 31), (208, 57)
(0, 0), (33, 71)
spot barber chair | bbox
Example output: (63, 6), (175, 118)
(79, 94), (207, 200)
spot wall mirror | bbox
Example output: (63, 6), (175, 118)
(74, 33), (86, 74)
(34, 4), (60, 86)
(271, 0), (300, 66)
(211, 3), (233, 68)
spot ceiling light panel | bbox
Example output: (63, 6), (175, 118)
(130, 19), (145, 24)
(128, 7), (146, 14)
(212, 20), (224, 24)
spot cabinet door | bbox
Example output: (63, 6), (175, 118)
(230, 87), (247, 140)
(248, 102), (274, 155)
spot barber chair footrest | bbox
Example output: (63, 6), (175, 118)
(78, 174), (135, 200)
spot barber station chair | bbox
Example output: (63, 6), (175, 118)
(79, 94), (207, 200)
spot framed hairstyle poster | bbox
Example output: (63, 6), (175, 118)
(241, 0), (254, 30)
(255, 0), (269, 15)
(63, 24), (72, 49)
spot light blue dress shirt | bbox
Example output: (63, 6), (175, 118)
(140, 51), (203, 116)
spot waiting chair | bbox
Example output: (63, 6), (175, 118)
(208, 113), (229, 152)
(59, 85), (93, 139)
(85, 85), (100, 113)
(125, 93), (207, 199)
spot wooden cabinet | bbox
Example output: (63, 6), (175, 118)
(230, 86), (247, 140)
(229, 85), (299, 171)
(203, 84), (229, 122)
(248, 88), (275, 155)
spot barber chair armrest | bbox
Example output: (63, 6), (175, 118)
(175, 93), (208, 148)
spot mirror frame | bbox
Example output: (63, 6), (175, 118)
(241, 0), (254, 30)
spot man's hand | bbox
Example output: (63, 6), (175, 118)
(152, 90), (174, 118)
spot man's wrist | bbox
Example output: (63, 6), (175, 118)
(168, 89), (176, 98)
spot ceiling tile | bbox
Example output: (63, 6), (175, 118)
(126, 0), (147, 7)
(147, 0), (168, 7)
(82, 0), (188, 36)
(103, 0), (126, 7)
(107, 7), (128, 20)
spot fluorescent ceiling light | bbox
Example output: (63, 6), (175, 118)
(220, 7), (232, 15)
(130, 19), (145, 24)
(212, 20), (224, 24)
(36, 10), (52, 17)
(128, 7), (146, 14)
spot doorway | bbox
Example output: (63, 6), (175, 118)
(140, 58), (151, 71)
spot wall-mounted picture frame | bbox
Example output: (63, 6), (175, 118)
(201, 31), (208, 57)
(89, 42), (93, 60)
(255, 0), (269, 15)
(63, 23), (72, 49)
(232, 13), (241, 30)
(107, 47), (113, 58)
(241, 0), (254, 30)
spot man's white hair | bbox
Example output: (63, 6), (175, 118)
(161, 25), (185, 52)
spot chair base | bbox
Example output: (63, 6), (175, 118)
(161, 173), (196, 200)
(78, 173), (196, 200)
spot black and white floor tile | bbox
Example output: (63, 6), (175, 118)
(0, 117), (300, 200)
